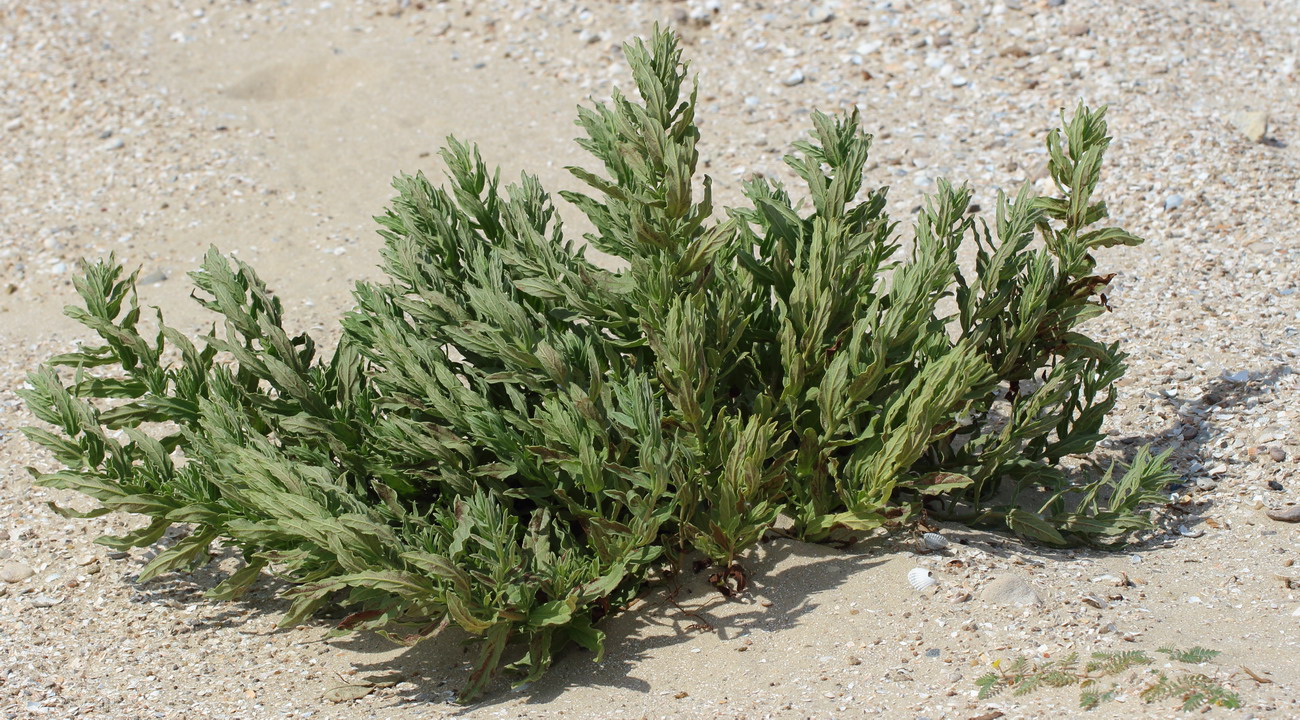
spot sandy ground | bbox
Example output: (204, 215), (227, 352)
(2, 0), (1299, 718)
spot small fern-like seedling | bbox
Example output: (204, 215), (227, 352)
(1157, 646), (1221, 664)
(978, 646), (1241, 712)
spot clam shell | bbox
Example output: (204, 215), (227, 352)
(921, 532), (949, 550)
(907, 567), (937, 591)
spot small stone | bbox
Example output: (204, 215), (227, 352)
(1080, 594), (1106, 609)
(1229, 111), (1269, 143)
(1269, 480), (1285, 491)
(138, 270), (168, 285)
(782, 69), (806, 86)
(1046, 0), (1066, 6)
(0, 562), (34, 583)
(1267, 506), (1300, 523)
(848, 656), (862, 666)
(1181, 424), (1200, 441)
(1064, 22), (1090, 37)
(107, 551), (129, 560)
(4, 117), (22, 132)
(980, 574), (1042, 606)
(1268, 446), (1287, 462)
(102, 137), (125, 151)
(30, 595), (63, 608)
(925, 648), (941, 658)
(950, 74), (968, 87)
(1163, 194), (1184, 211)
(805, 6), (834, 24)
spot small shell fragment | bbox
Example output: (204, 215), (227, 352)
(908, 567), (937, 591)
(1080, 594), (1107, 609)
(921, 533), (949, 551)
(1177, 524), (1204, 538)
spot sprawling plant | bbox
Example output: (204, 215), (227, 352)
(22, 29), (1172, 700)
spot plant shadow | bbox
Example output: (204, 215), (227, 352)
(113, 366), (1294, 708)
(322, 536), (889, 711)
(1110, 364), (1291, 536)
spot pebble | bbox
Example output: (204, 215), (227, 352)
(782, 69), (806, 86)
(30, 595), (63, 608)
(979, 574), (1042, 606)
(138, 269), (168, 285)
(0, 562), (34, 583)
(101, 137), (125, 151)
(950, 74), (968, 87)
(805, 6), (833, 24)
(1163, 194), (1184, 211)
(1080, 594), (1106, 609)
(1268, 446), (1287, 462)
(1064, 22), (1090, 37)
(1266, 506), (1300, 523)
(4, 117), (22, 132)
(1228, 110), (1269, 143)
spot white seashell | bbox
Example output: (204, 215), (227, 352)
(908, 567), (937, 591)
(921, 532), (949, 550)
(1177, 524), (1204, 538)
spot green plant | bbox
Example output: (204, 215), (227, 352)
(21, 28), (1172, 700)
(976, 646), (1242, 711)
